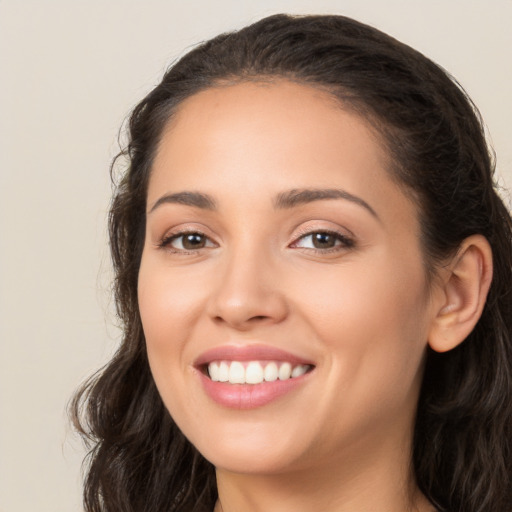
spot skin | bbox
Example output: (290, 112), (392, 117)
(138, 80), (444, 512)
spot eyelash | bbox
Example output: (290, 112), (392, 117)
(158, 231), (216, 254)
(158, 229), (355, 254)
(290, 229), (355, 253)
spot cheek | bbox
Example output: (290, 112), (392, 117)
(137, 257), (209, 380)
(305, 258), (426, 326)
(298, 251), (430, 385)
(296, 257), (430, 447)
(139, 254), (208, 333)
(137, 259), (209, 428)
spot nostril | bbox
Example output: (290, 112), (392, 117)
(209, 293), (289, 329)
(213, 314), (273, 329)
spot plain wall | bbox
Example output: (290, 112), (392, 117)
(1, 1), (510, 510)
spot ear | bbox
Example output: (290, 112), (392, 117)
(428, 235), (493, 353)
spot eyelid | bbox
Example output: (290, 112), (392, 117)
(166, 231), (216, 248)
(156, 224), (219, 253)
(289, 224), (356, 252)
(154, 221), (355, 254)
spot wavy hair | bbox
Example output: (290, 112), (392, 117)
(71, 14), (512, 512)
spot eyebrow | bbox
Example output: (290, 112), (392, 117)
(149, 191), (217, 213)
(149, 187), (378, 219)
(273, 188), (378, 218)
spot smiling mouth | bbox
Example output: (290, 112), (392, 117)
(205, 360), (314, 385)
(196, 347), (315, 408)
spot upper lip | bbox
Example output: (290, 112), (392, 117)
(194, 344), (315, 367)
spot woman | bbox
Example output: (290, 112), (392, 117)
(72, 13), (512, 512)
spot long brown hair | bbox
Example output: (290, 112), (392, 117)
(71, 14), (512, 512)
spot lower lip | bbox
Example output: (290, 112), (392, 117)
(198, 371), (311, 409)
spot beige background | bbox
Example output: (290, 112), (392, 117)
(0, 1), (510, 510)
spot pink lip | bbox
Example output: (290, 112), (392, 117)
(197, 370), (312, 409)
(194, 344), (314, 366)
(194, 344), (315, 410)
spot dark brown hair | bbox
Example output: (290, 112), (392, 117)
(71, 13), (512, 512)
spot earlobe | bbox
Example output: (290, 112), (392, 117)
(428, 235), (493, 353)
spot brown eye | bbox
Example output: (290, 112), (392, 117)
(181, 233), (207, 250)
(311, 232), (337, 249)
(163, 232), (215, 251)
(293, 231), (354, 251)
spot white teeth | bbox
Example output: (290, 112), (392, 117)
(207, 360), (310, 384)
(264, 362), (278, 382)
(218, 361), (229, 382)
(278, 362), (292, 380)
(229, 361), (245, 384)
(291, 364), (309, 378)
(245, 361), (264, 384)
(209, 361), (220, 381)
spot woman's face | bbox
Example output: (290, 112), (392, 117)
(138, 81), (440, 475)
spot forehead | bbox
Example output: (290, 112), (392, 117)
(151, 80), (393, 194)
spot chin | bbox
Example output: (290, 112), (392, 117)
(183, 417), (309, 475)
(203, 447), (298, 476)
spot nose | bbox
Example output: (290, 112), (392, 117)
(207, 246), (289, 331)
